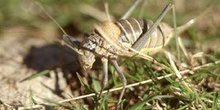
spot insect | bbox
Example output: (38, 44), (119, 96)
(64, 3), (178, 109)
(33, 0), (210, 109)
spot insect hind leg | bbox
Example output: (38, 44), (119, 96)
(132, 3), (175, 51)
(120, 0), (143, 19)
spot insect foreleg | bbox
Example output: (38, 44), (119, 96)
(98, 58), (109, 100)
(132, 3), (174, 51)
(110, 59), (127, 109)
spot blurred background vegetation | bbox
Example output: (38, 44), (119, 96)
(0, 0), (218, 37)
(0, 0), (220, 109)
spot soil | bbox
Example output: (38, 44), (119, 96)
(0, 26), (82, 109)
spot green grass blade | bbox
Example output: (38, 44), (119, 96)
(20, 69), (50, 82)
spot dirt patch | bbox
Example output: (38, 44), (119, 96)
(0, 26), (81, 109)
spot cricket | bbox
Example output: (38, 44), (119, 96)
(32, 0), (211, 109)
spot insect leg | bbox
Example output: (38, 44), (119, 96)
(175, 5), (213, 35)
(98, 57), (109, 100)
(132, 3), (174, 51)
(104, 2), (112, 21)
(121, 0), (143, 19)
(95, 23), (166, 68)
(110, 59), (127, 109)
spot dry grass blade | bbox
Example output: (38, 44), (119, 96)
(166, 51), (192, 92)
(177, 36), (188, 57)
(59, 60), (220, 102)
(17, 60), (220, 109)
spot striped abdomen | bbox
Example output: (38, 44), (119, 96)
(115, 18), (173, 50)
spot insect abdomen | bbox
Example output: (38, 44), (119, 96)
(116, 18), (149, 44)
(116, 18), (172, 51)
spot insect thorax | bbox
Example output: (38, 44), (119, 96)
(78, 18), (173, 70)
(78, 32), (119, 70)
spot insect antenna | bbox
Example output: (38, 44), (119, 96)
(30, 0), (66, 35)
(62, 34), (82, 55)
(30, 0), (82, 55)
